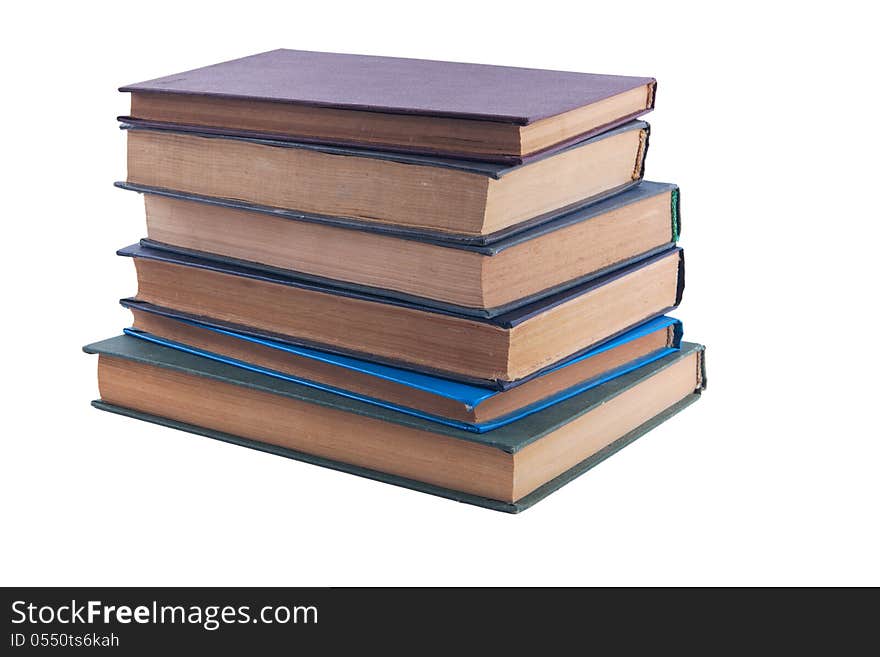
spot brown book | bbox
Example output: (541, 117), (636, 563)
(124, 120), (649, 240)
(125, 181), (678, 314)
(118, 243), (684, 385)
(85, 335), (705, 511)
(127, 308), (681, 428)
(120, 49), (655, 162)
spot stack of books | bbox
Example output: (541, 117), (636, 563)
(85, 50), (706, 512)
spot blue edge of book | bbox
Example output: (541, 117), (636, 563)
(123, 315), (681, 434)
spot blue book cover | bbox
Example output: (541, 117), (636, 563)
(123, 314), (682, 433)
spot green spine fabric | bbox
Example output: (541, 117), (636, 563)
(671, 187), (681, 242)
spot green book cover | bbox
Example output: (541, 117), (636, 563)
(85, 335), (705, 512)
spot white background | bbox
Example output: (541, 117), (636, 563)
(1, 1), (877, 586)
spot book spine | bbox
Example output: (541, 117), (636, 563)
(674, 249), (686, 307)
(633, 124), (651, 181)
(671, 186), (681, 242)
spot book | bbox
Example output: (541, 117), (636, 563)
(122, 120), (649, 240)
(124, 310), (682, 432)
(84, 335), (705, 512)
(119, 49), (655, 163)
(119, 243), (685, 385)
(117, 181), (679, 314)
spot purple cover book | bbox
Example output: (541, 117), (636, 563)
(120, 49), (655, 162)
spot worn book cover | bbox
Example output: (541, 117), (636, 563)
(123, 314), (683, 432)
(120, 49), (655, 162)
(85, 336), (705, 512)
(118, 243), (685, 387)
(117, 181), (679, 316)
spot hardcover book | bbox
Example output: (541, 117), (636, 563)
(122, 120), (650, 241)
(117, 181), (679, 315)
(124, 311), (683, 432)
(118, 242), (685, 385)
(120, 49), (655, 162)
(84, 335), (705, 512)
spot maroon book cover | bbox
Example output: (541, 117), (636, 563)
(120, 49), (655, 161)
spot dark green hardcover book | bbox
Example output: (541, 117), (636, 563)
(84, 335), (705, 512)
